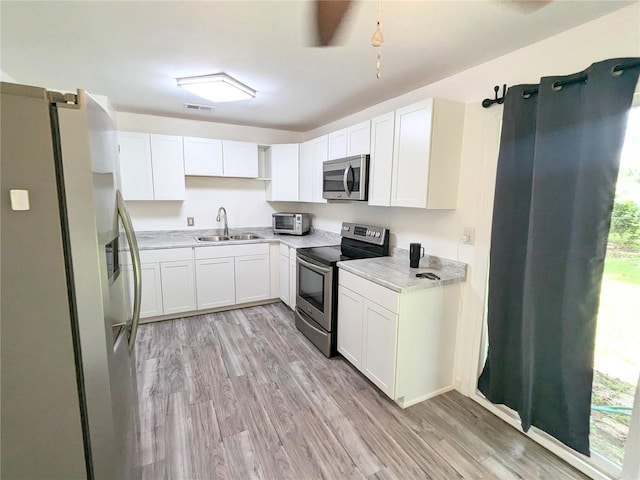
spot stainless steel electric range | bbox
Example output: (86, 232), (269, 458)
(295, 222), (389, 357)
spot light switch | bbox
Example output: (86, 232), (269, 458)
(10, 190), (30, 211)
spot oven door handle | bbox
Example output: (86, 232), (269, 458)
(297, 255), (332, 274)
(343, 165), (352, 196)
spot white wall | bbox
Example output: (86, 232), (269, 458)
(115, 111), (304, 144)
(127, 176), (300, 231)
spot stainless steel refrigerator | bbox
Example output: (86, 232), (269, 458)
(1, 82), (142, 479)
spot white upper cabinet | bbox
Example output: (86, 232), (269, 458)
(181, 137), (258, 178)
(117, 132), (185, 201)
(327, 121), (371, 161)
(328, 129), (347, 160)
(346, 120), (371, 156)
(265, 144), (299, 202)
(222, 140), (259, 178)
(183, 136), (223, 176)
(117, 132), (154, 200)
(299, 135), (328, 203)
(390, 98), (464, 209)
(368, 112), (395, 207)
(150, 134), (186, 200)
(299, 139), (314, 202)
(312, 135), (328, 203)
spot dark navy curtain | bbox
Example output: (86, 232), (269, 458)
(478, 58), (640, 456)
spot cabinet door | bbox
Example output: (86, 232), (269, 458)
(362, 299), (398, 397)
(183, 137), (223, 176)
(222, 140), (258, 178)
(150, 134), (185, 200)
(347, 121), (371, 156)
(235, 254), (270, 304)
(160, 260), (196, 314)
(328, 129), (347, 160)
(390, 99), (434, 208)
(299, 140), (314, 202)
(289, 254), (297, 309)
(270, 144), (299, 201)
(118, 132), (154, 200)
(279, 254), (290, 305)
(127, 263), (163, 318)
(337, 285), (364, 368)
(368, 112), (395, 207)
(195, 257), (235, 309)
(312, 135), (328, 203)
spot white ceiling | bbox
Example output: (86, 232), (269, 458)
(1, 1), (632, 132)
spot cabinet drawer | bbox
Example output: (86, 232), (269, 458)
(338, 269), (399, 314)
(195, 242), (269, 259)
(279, 243), (290, 258)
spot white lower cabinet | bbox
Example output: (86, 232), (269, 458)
(195, 257), (235, 309)
(235, 254), (270, 304)
(337, 268), (459, 408)
(160, 260), (196, 314)
(127, 263), (163, 319)
(128, 242), (278, 319)
(279, 251), (290, 305)
(289, 250), (297, 309)
(125, 248), (196, 318)
(337, 285), (365, 368)
(194, 243), (270, 309)
(361, 299), (398, 396)
(278, 244), (297, 309)
(279, 244), (298, 309)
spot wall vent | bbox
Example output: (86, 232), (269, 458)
(184, 103), (215, 112)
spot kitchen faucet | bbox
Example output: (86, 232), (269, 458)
(216, 207), (229, 237)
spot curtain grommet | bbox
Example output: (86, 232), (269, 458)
(611, 65), (624, 77)
(552, 81), (563, 91)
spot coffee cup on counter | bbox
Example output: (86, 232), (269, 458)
(409, 243), (425, 268)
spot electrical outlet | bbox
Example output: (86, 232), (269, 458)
(463, 227), (475, 245)
(187, 217), (194, 227)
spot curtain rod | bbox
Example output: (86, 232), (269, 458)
(482, 59), (640, 108)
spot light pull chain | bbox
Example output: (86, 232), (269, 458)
(371, 0), (383, 79)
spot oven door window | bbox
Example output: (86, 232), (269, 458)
(275, 215), (295, 231)
(298, 263), (325, 312)
(323, 166), (362, 193)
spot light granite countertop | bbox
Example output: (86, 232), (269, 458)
(132, 227), (342, 250)
(338, 249), (467, 292)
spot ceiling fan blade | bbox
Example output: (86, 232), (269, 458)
(314, 0), (353, 46)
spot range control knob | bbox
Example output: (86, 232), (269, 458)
(375, 232), (381, 238)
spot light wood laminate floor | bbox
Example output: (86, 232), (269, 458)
(136, 302), (587, 480)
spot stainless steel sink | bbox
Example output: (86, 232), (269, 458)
(194, 233), (262, 243)
(229, 234), (261, 240)
(195, 235), (230, 242)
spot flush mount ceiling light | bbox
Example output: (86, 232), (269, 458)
(176, 73), (256, 102)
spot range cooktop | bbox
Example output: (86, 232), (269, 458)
(296, 222), (390, 266)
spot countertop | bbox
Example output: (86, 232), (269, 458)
(132, 228), (467, 293)
(337, 249), (467, 292)
(132, 227), (342, 250)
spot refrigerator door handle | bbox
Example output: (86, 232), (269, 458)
(116, 190), (141, 352)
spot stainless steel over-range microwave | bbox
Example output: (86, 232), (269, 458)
(272, 213), (310, 235)
(322, 154), (369, 201)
